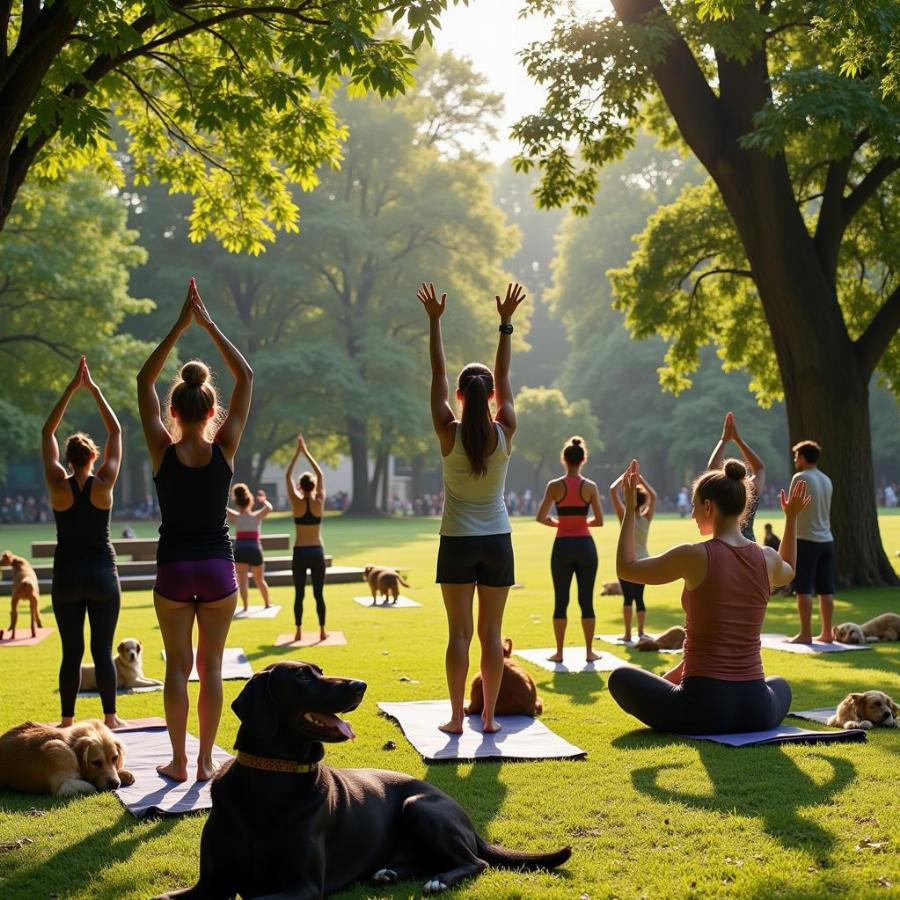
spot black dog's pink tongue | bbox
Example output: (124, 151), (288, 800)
(317, 712), (355, 740)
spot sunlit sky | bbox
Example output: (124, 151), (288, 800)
(433, 1), (613, 161)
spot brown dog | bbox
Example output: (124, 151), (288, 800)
(363, 565), (410, 606)
(635, 625), (686, 652)
(832, 613), (900, 645)
(465, 638), (543, 717)
(0, 550), (42, 641)
(0, 719), (133, 796)
(81, 638), (163, 692)
(600, 581), (622, 596)
(827, 691), (898, 730)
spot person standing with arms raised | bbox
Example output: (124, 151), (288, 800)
(137, 279), (252, 782)
(418, 281), (525, 735)
(42, 356), (124, 729)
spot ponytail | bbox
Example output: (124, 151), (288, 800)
(458, 363), (494, 478)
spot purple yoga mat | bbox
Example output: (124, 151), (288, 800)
(676, 725), (866, 747)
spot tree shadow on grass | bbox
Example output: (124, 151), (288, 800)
(538, 671), (607, 707)
(613, 731), (855, 857)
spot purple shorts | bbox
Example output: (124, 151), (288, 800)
(155, 559), (238, 603)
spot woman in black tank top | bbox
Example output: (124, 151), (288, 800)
(138, 279), (253, 783)
(285, 433), (328, 642)
(42, 356), (124, 729)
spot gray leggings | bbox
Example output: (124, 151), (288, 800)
(608, 667), (792, 735)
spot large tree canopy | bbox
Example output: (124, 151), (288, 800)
(0, 0), (463, 250)
(514, 0), (900, 585)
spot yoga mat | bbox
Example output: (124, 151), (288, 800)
(233, 605), (282, 619)
(377, 700), (586, 761)
(788, 708), (835, 725)
(596, 634), (682, 654)
(677, 725), (867, 747)
(352, 596), (421, 608)
(0, 627), (54, 647)
(274, 631), (347, 648)
(113, 720), (232, 817)
(760, 633), (872, 654)
(161, 647), (253, 681)
(79, 682), (163, 698)
(514, 647), (633, 674)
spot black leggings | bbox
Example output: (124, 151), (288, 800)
(551, 537), (597, 619)
(608, 667), (792, 735)
(52, 567), (121, 718)
(292, 546), (326, 627)
(620, 579), (645, 612)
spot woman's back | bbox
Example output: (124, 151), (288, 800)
(440, 423), (510, 536)
(54, 477), (114, 563)
(681, 539), (770, 681)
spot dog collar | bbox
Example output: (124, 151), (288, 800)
(235, 751), (318, 774)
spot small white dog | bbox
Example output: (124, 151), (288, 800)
(81, 638), (162, 692)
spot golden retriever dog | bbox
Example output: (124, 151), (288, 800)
(832, 613), (900, 645)
(465, 638), (543, 717)
(363, 565), (410, 606)
(635, 625), (686, 652)
(827, 691), (898, 730)
(0, 720), (134, 796)
(81, 638), (163, 692)
(600, 581), (622, 596)
(0, 550), (42, 641)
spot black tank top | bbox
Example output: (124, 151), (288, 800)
(294, 497), (322, 526)
(53, 477), (115, 566)
(154, 443), (234, 563)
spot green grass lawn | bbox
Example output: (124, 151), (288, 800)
(0, 514), (898, 899)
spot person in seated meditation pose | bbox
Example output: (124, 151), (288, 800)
(607, 458), (808, 735)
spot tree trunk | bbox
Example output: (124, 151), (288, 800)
(347, 416), (375, 514)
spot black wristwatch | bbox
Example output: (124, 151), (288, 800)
(499, 322), (514, 335)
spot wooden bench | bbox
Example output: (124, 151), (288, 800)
(31, 534), (291, 561)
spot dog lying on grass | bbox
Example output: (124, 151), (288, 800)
(0, 550), (42, 641)
(832, 613), (900, 645)
(635, 626), (686, 652)
(600, 581), (622, 596)
(363, 565), (410, 605)
(80, 638), (163, 692)
(0, 720), (133, 796)
(465, 638), (543, 717)
(153, 660), (570, 898)
(827, 691), (898, 730)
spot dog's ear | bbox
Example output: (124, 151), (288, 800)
(849, 693), (867, 717)
(72, 735), (94, 774)
(231, 669), (279, 740)
(117, 641), (126, 655)
(136, 640), (142, 653)
(502, 638), (513, 656)
(113, 739), (127, 771)
(888, 697), (898, 717)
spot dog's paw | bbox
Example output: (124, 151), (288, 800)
(423, 879), (448, 894)
(119, 769), (136, 787)
(372, 869), (398, 885)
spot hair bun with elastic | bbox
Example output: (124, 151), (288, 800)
(571, 437), (582, 446)
(181, 360), (209, 386)
(724, 459), (747, 480)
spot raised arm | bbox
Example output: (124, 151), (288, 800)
(732, 418), (767, 494)
(137, 285), (194, 466)
(766, 480), (810, 588)
(253, 490), (274, 518)
(42, 359), (83, 491)
(417, 283), (454, 451)
(608, 473), (626, 523)
(285, 438), (303, 505)
(300, 436), (326, 500)
(191, 281), (253, 461)
(707, 411), (735, 471)
(83, 360), (121, 489)
(637, 474), (657, 522)
(493, 283), (526, 438)
(535, 481), (560, 527)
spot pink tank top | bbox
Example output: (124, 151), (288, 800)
(555, 476), (591, 539)
(681, 539), (770, 681)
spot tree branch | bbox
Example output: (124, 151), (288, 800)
(856, 282), (900, 378)
(843, 156), (900, 224)
(0, 333), (77, 359)
(813, 153), (855, 288)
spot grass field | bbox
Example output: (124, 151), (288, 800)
(0, 514), (899, 899)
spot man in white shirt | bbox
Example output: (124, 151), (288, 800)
(788, 440), (835, 643)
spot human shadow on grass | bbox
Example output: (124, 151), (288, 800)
(0, 801), (180, 900)
(537, 671), (607, 707)
(614, 731), (855, 856)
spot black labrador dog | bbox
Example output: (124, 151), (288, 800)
(154, 660), (570, 899)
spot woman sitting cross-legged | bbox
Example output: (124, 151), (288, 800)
(607, 458), (808, 735)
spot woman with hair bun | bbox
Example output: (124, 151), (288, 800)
(607, 458), (808, 734)
(418, 281), (526, 735)
(227, 484), (273, 612)
(42, 356), (124, 728)
(285, 433), (327, 643)
(137, 278), (252, 782)
(536, 435), (603, 662)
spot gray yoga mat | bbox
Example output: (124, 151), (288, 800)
(378, 700), (586, 761)
(161, 647), (253, 680)
(760, 633), (872, 654)
(596, 634), (682, 654)
(113, 720), (232, 817)
(788, 708), (835, 725)
(676, 724), (866, 747)
(233, 604), (282, 619)
(79, 682), (163, 698)
(352, 595), (421, 608)
(514, 647), (633, 674)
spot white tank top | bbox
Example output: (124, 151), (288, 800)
(634, 514), (650, 560)
(440, 422), (511, 537)
(233, 510), (260, 535)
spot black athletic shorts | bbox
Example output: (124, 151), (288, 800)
(436, 533), (515, 587)
(233, 538), (264, 567)
(794, 539), (835, 595)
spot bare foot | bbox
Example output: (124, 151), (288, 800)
(58, 717), (75, 728)
(438, 720), (464, 735)
(547, 652), (564, 663)
(319, 628), (328, 641)
(816, 632), (833, 643)
(242, 603), (249, 613)
(586, 651), (600, 662)
(294, 627), (303, 642)
(621, 634), (632, 643)
(105, 714), (127, 730)
(481, 718), (502, 734)
(197, 758), (220, 782)
(786, 633), (812, 644)
(157, 758), (189, 782)
(264, 603), (271, 609)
